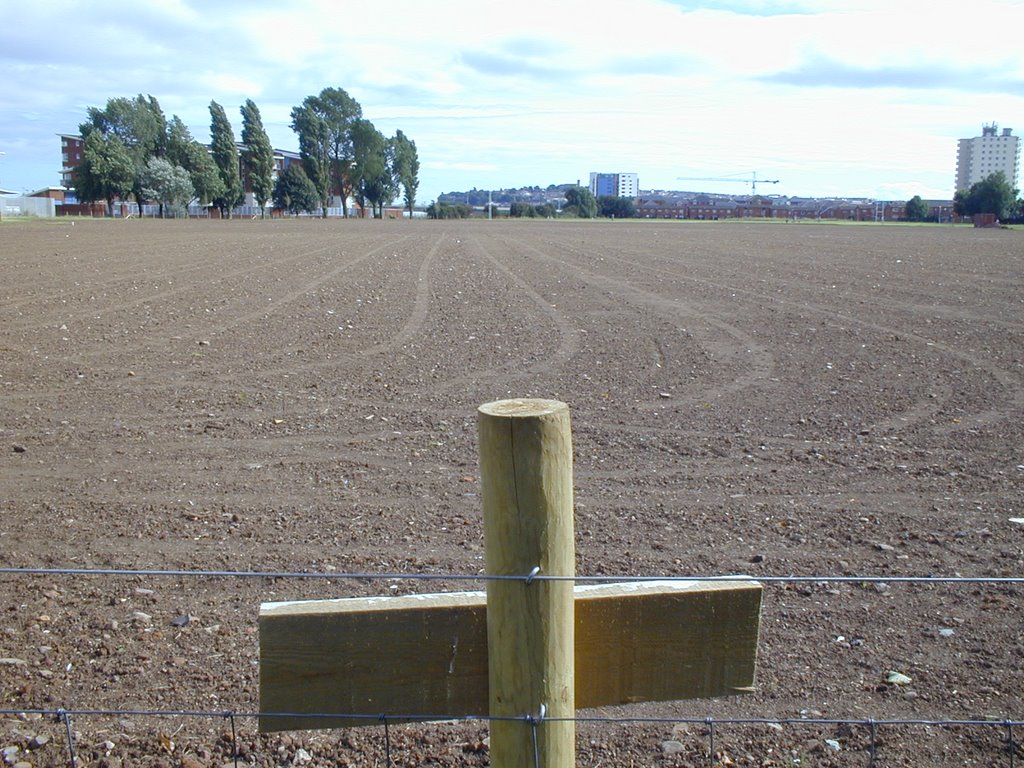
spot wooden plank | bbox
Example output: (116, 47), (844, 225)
(259, 580), (761, 732)
(478, 399), (575, 768)
(259, 591), (489, 732)
(574, 581), (761, 707)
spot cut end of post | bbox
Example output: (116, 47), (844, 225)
(478, 398), (568, 418)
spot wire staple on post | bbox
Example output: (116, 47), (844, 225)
(527, 704), (546, 768)
(525, 565), (541, 585)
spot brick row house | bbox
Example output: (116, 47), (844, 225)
(636, 195), (955, 222)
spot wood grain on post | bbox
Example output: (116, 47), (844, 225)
(478, 399), (575, 768)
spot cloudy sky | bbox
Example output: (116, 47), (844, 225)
(2, 0), (1022, 202)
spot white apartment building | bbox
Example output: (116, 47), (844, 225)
(955, 124), (1020, 191)
(589, 172), (639, 198)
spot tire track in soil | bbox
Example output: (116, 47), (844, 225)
(203, 235), (412, 342)
(54, 236), (409, 372)
(545, 235), (1023, 436)
(81, 233), (445, 472)
(1, 237), (346, 335)
(0, 236), (408, 435)
(296, 230), (587, 423)
(0, 236), (357, 398)
(208, 231), (443, 389)
(504, 234), (776, 407)
(415, 231), (582, 396)
(119, 232), (415, 425)
(1, 234), (450, 477)
(0, 226), (229, 310)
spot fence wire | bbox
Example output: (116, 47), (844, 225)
(1, 565), (1021, 767)
(2, 707), (1022, 768)
(2, 565), (1023, 584)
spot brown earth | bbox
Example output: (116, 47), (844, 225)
(1, 218), (1022, 767)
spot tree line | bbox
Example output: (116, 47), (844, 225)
(901, 173), (1020, 223)
(951, 172), (1019, 222)
(73, 89), (419, 219)
(428, 187), (639, 219)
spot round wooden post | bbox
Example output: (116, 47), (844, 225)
(478, 399), (575, 768)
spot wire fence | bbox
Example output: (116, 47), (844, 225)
(2, 706), (1021, 768)
(1, 566), (1021, 767)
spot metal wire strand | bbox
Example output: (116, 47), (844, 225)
(381, 714), (392, 768)
(57, 709), (76, 768)
(706, 717), (715, 767)
(226, 711), (238, 768)
(2, 565), (1024, 585)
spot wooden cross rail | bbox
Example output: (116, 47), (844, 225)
(258, 399), (762, 768)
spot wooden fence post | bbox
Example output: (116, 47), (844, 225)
(478, 399), (575, 768)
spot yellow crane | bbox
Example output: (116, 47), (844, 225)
(676, 171), (780, 195)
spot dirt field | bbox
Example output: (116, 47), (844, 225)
(1, 218), (1023, 767)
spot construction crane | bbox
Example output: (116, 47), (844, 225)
(676, 171), (780, 195)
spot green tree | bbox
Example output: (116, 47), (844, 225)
(953, 172), (1019, 220)
(290, 88), (362, 217)
(163, 116), (223, 210)
(314, 87), (362, 217)
(290, 103), (332, 217)
(905, 195), (929, 222)
(390, 129), (420, 218)
(509, 202), (535, 218)
(72, 132), (135, 216)
(564, 186), (597, 218)
(598, 196), (637, 218)
(139, 157), (194, 218)
(351, 119), (394, 217)
(165, 115), (192, 167)
(426, 201), (471, 219)
(240, 99), (275, 217)
(273, 163), (320, 215)
(209, 101), (244, 218)
(80, 94), (167, 212)
(184, 141), (224, 210)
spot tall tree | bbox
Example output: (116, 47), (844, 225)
(390, 129), (419, 218)
(240, 99), (275, 217)
(165, 116), (194, 167)
(80, 94), (167, 212)
(209, 101), (244, 218)
(905, 195), (929, 222)
(290, 88), (362, 217)
(139, 157), (194, 218)
(273, 164), (320, 215)
(953, 172), (1019, 220)
(312, 87), (362, 217)
(598, 195), (637, 218)
(564, 186), (597, 218)
(351, 119), (393, 217)
(72, 132), (135, 216)
(165, 115), (224, 210)
(290, 103), (332, 217)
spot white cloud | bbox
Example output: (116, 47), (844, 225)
(2, 0), (1023, 199)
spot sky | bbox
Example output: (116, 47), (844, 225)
(1, 0), (1023, 203)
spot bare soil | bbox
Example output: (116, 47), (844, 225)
(1, 218), (1023, 767)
